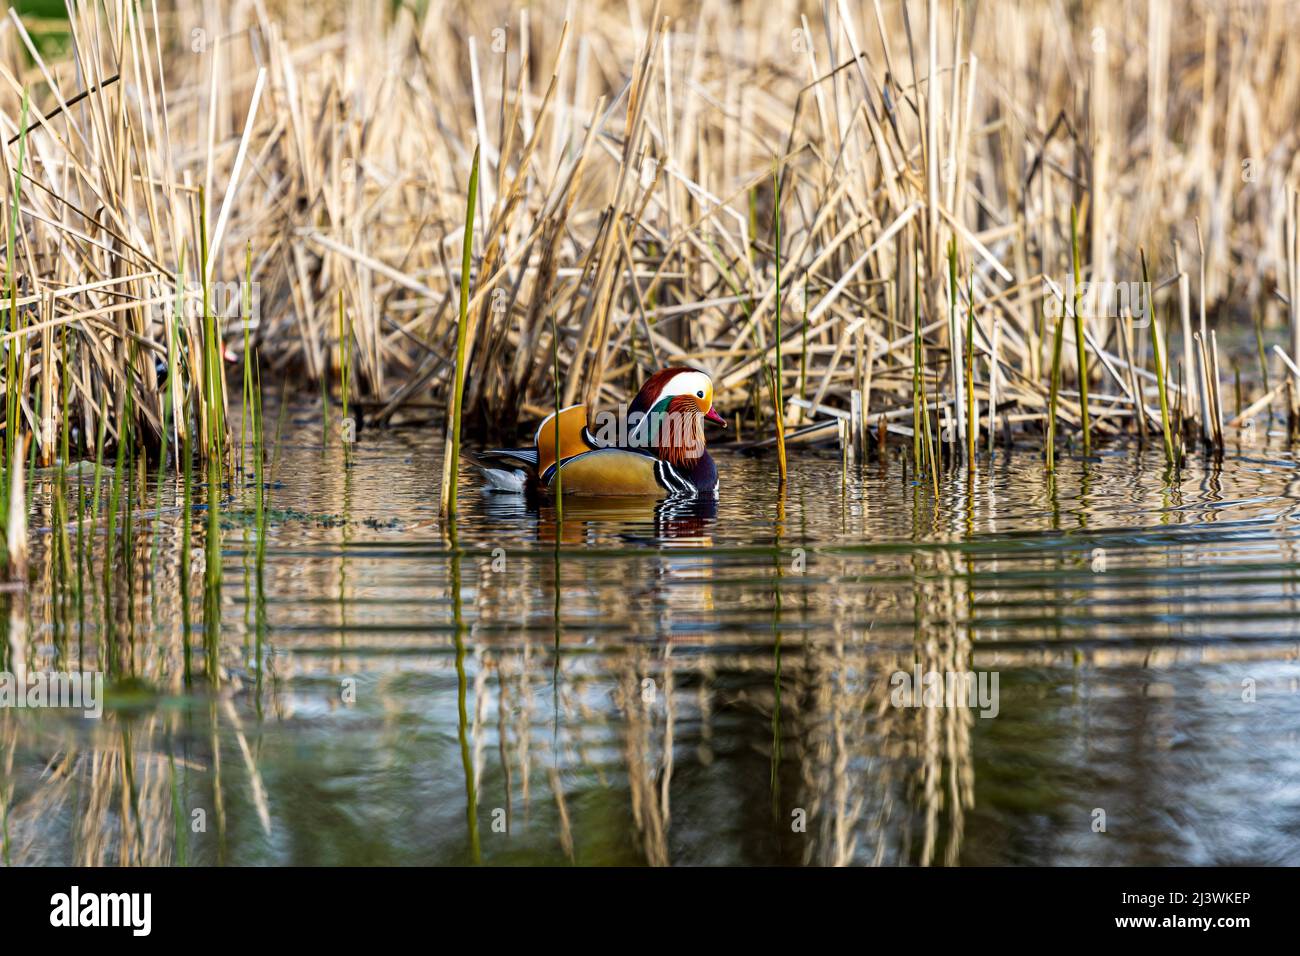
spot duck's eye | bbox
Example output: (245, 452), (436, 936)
(696, 390), (705, 398)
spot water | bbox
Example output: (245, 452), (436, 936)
(3, 403), (1300, 865)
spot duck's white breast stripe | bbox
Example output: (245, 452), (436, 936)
(656, 460), (695, 497)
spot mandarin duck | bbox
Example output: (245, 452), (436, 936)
(477, 366), (726, 497)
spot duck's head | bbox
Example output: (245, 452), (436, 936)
(628, 367), (726, 465)
(629, 366), (727, 426)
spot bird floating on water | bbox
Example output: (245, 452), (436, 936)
(476, 367), (726, 498)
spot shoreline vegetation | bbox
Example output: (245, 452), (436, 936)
(2, 0), (1300, 548)
(3, 1), (1300, 873)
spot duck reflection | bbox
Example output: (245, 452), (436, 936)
(478, 489), (717, 546)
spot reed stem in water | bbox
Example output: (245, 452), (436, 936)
(1142, 249), (1178, 466)
(1071, 204), (1091, 456)
(441, 145), (480, 520)
(1046, 301), (1065, 474)
(771, 165), (787, 486)
(966, 275), (976, 466)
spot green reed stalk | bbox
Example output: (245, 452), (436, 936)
(947, 238), (961, 459)
(252, 349), (265, 542)
(442, 145), (479, 520)
(945, 237), (974, 464)
(122, 422), (139, 627)
(922, 340), (941, 498)
(1253, 311), (1270, 396)
(153, 254), (184, 575)
(1142, 250), (1177, 465)
(152, 257), (185, 608)
(1071, 204), (1091, 455)
(772, 165), (787, 485)
(52, 327), (73, 644)
(338, 290), (348, 439)
(75, 456), (85, 650)
(748, 187), (759, 273)
(769, 164), (780, 486)
(90, 396), (108, 519)
(799, 277), (809, 417)
(645, 240), (659, 315)
(240, 244), (253, 473)
(56, 332), (72, 468)
(1046, 301), (1065, 474)
(550, 307), (563, 518)
(167, 253), (184, 469)
(25, 391), (37, 505)
(320, 359), (331, 444)
(912, 260), (924, 471)
(966, 275), (976, 465)
(3, 89), (29, 523)
(198, 188), (224, 463)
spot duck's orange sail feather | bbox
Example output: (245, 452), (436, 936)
(535, 404), (595, 479)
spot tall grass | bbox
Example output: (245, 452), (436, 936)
(1070, 205), (1091, 457)
(1143, 250), (1178, 466)
(2, 88), (29, 543)
(0, 0), (1296, 523)
(771, 165), (787, 485)
(440, 145), (480, 520)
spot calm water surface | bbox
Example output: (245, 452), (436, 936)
(4, 402), (1300, 865)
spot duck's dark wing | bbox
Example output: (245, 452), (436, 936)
(478, 447), (539, 468)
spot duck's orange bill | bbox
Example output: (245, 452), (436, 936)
(705, 406), (727, 426)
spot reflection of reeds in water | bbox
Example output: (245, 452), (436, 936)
(447, 485), (983, 865)
(9, 439), (1300, 866)
(617, 667), (670, 867)
(912, 548), (975, 867)
(476, 493), (977, 865)
(0, 342), (265, 866)
(3, 715), (179, 866)
(781, 546), (974, 867)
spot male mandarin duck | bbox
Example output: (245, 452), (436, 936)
(477, 367), (726, 498)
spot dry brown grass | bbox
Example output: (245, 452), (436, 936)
(3, 0), (1300, 470)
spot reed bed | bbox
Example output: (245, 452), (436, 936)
(3, 0), (1300, 525)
